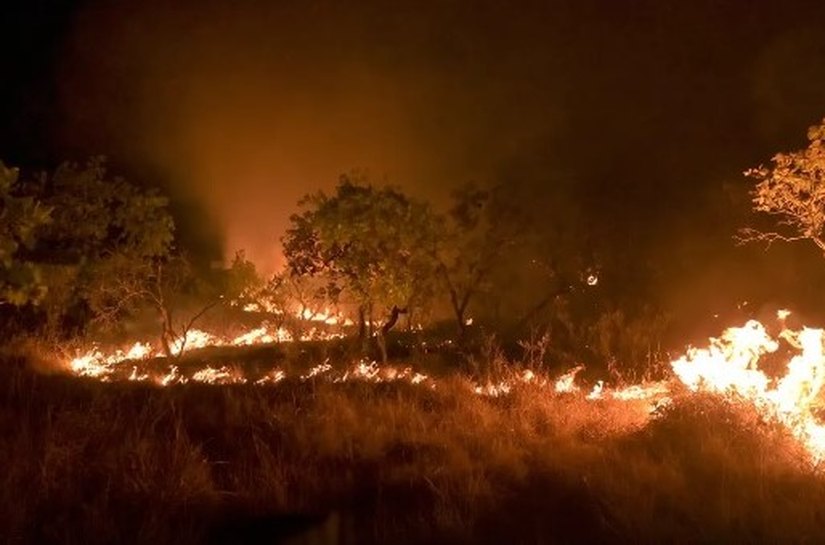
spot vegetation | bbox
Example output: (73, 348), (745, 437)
(4, 117), (825, 544)
(740, 117), (825, 254)
(435, 182), (527, 337)
(1, 358), (823, 545)
(283, 173), (442, 360)
(0, 162), (51, 305)
(0, 156), (668, 372)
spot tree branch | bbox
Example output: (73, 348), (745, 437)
(736, 227), (824, 253)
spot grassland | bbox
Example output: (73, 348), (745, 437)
(2, 349), (825, 545)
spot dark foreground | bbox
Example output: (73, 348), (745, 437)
(2, 356), (824, 545)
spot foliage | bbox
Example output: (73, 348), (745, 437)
(283, 173), (441, 334)
(222, 250), (265, 306)
(0, 162), (51, 305)
(740, 117), (825, 253)
(448, 179), (596, 334)
(17, 157), (175, 333)
(88, 251), (265, 356)
(31, 157), (174, 260)
(435, 182), (525, 334)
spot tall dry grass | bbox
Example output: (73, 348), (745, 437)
(1, 355), (825, 544)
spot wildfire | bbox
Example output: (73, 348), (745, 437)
(299, 307), (354, 326)
(68, 322), (347, 381)
(239, 299), (354, 327)
(671, 313), (825, 461)
(63, 309), (825, 463)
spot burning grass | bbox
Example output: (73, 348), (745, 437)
(3, 357), (825, 544)
(5, 312), (825, 543)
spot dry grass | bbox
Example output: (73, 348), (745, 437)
(2, 355), (825, 544)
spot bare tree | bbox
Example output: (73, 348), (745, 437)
(88, 256), (223, 357)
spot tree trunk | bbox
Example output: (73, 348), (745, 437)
(357, 305), (368, 355)
(455, 304), (467, 338)
(376, 306), (407, 363)
(158, 305), (175, 359)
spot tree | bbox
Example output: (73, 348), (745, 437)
(87, 254), (191, 356)
(18, 157), (175, 334)
(89, 250), (262, 357)
(283, 173), (440, 361)
(0, 162), (51, 306)
(437, 179), (595, 336)
(434, 182), (524, 336)
(739, 117), (825, 254)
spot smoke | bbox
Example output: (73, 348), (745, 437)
(50, 0), (825, 327)
(56, 0), (564, 270)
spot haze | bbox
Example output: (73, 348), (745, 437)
(4, 0), (825, 326)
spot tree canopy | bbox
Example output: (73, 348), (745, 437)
(0, 162), (51, 305)
(0, 158), (177, 335)
(283, 174), (441, 340)
(740, 117), (825, 254)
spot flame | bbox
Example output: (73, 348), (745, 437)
(160, 366), (187, 386)
(554, 365), (584, 393)
(169, 329), (220, 355)
(255, 369), (286, 385)
(671, 320), (775, 398)
(586, 380), (604, 400)
(62, 308), (825, 463)
(191, 366), (244, 385)
(671, 314), (825, 462)
(299, 307), (351, 325)
(66, 321), (343, 379)
(240, 300), (352, 326)
(232, 326), (289, 346)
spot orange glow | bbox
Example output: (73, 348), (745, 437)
(64, 310), (825, 462)
(671, 314), (825, 462)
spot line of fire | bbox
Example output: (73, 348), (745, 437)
(3, 2), (825, 543)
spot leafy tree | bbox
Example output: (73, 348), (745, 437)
(739, 117), (825, 253)
(18, 157), (175, 334)
(0, 162), (51, 305)
(283, 173), (440, 360)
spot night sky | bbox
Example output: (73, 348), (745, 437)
(4, 0), (825, 334)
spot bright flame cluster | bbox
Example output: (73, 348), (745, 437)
(69, 323), (343, 380)
(671, 315), (825, 461)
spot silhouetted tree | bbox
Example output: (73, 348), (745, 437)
(434, 182), (525, 336)
(90, 250), (261, 357)
(440, 179), (595, 336)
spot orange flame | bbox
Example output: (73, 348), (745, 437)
(671, 314), (825, 461)
(63, 309), (825, 462)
